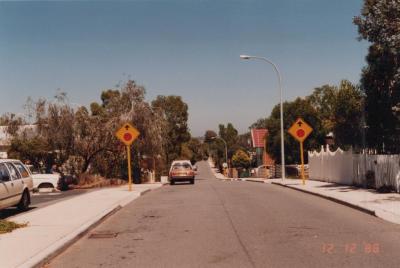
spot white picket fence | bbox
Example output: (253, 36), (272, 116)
(308, 146), (400, 193)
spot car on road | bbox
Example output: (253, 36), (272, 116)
(169, 160), (195, 185)
(170, 159), (197, 172)
(0, 159), (33, 211)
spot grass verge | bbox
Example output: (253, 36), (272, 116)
(0, 219), (28, 234)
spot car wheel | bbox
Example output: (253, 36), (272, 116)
(190, 179), (195, 184)
(170, 180), (175, 185)
(18, 190), (30, 211)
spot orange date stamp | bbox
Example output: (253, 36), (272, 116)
(322, 243), (380, 254)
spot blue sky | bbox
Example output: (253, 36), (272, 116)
(0, 0), (368, 136)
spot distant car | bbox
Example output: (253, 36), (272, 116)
(0, 159), (33, 211)
(169, 160), (195, 185)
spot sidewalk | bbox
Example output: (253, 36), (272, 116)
(0, 183), (163, 268)
(209, 162), (400, 225)
(270, 178), (400, 225)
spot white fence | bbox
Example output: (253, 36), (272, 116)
(308, 146), (400, 193)
(308, 146), (353, 185)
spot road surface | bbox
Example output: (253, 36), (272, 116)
(48, 161), (400, 268)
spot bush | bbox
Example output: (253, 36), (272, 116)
(232, 150), (251, 169)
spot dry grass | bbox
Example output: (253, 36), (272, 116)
(0, 220), (28, 234)
(71, 173), (126, 189)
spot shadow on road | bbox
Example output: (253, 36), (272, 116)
(0, 207), (37, 220)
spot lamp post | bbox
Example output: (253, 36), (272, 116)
(211, 136), (229, 173)
(240, 54), (286, 181)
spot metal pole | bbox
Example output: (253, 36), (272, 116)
(240, 55), (286, 180)
(127, 145), (132, 191)
(300, 141), (305, 185)
(220, 138), (228, 169)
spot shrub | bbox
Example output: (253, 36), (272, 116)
(232, 149), (251, 169)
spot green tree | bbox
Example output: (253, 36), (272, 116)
(218, 123), (238, 147)
(4, 80), (168, 179)
(259, 98), (325, 164)
(307, 84), (336, 132)
(204, 129), (225, 168)
(307, 80), (363, 149)
(218, 123), (240, 158)
(354, 0), (400, 153)
(152, 95), (191, 164)
(332, 81), (363, 148)
(185, 138), (205, 163)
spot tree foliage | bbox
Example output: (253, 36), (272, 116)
(204, 130), (217, 142)
(354, 0), (400, 153)
(252, 80), (363, 163)
(4, 80), (172, 179)
(151, 95), (191, 165)
(232, 149), (251, 168)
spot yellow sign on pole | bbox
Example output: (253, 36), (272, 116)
(288, 118), (313, 185)
(116, 123), (140, 146)
(116, 123), (140, 191)
(288, 118), (313, 143)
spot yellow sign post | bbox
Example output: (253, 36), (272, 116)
(288, 118), (313, 185)
(115, 123), (140, 191)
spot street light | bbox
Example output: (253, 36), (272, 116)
(240, 54), (286, 181)
(210, 136), (229, 172)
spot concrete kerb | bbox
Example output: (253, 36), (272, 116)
(241, 178), (268, 183)
(270, 182), (376, 217)
(23, 186), (162, 268)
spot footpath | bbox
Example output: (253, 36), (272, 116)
(210, 162), (400, 225)
(0, 183), (163, 268)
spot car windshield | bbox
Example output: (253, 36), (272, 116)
(173, 163), (192, 170)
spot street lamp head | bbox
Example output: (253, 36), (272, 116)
(240, 54), (251, 60)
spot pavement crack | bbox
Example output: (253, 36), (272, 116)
(210, 184), (257, 268)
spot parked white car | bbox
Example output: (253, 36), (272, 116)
(27, 165), (61, 190)
(32, 173), (60, 190)
(0, 159), (33, 211)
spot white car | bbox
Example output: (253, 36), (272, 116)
(0, 159), (33, 211)
(27, 165), (61, 190)
(32, 173), (60, 190)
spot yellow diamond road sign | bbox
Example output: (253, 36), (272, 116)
(288, 118), (313, 143)
(115, 123), (140, 146)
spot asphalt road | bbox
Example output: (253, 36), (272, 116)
(48, 161), (400, 268)
(0, 189), (93, 219)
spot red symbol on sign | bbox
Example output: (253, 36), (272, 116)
(123, 133), (132, 141)
(296, 129), (305, 138)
